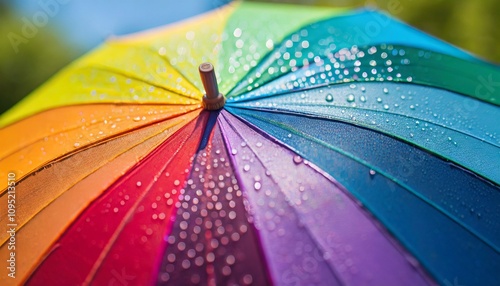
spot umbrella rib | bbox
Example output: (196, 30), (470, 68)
(0, 104), (194, 162)
(227, 60), (299, 98)
(0, 108), (201, 197)
(0, 112), (197, 227)
(266, 102), (500, 149)
(83, 121), (196, 285)
(228, 109), (500, 254)
(85, 64), (201, 102)
(228, 104), (500, 160)
(0, 102), (199, 132)
(228, 78), (463, 104)
(218, 111), (346, 285)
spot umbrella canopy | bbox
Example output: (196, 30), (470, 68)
(1, 1), (499, 285)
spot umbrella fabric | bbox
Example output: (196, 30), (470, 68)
(1, 1), (499, 286)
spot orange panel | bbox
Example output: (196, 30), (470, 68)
(0, 104), (200, 190)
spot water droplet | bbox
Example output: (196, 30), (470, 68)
(254, 182), (262, 191)
(233, 28), (242, 37)
(383, 104), (389, 110)
(243, 274), (253, 285)
(346, 94), (355, 102)
(136, 181), (142, 187)
(369, 170), (376, 176)
(226, 255), (235, 265)
(293, 155), (303, 164)
(222, 266), (231, 276)
(383, 88), (389, 94)
(325, 94), (334, 102)
(243, 164), (250, 172)
(231, 148), (238, 155)
(360, 96), (366, 102)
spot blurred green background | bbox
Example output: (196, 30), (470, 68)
(1, 0), (499, 115)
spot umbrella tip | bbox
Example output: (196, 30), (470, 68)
(199, 62), (225, 110)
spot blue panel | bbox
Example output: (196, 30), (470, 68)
(228, 82), (500, 184)
(227, 106), (500, 286)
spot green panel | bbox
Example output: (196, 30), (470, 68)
(217, 1), (345, 94)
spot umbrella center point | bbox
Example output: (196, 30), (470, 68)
(199, 62), (225, 110)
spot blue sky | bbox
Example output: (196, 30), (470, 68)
(8, 0), (230, 52)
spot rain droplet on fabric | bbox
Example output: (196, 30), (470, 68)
(254, 182), (262, 191)
(243, 274), (253, 285)
(293, 155), (303, 164)
(346, 94), (355, 102)
(325, 94), (334, 102)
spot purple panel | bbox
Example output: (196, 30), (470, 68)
(157, 124), (270, 285)
(219, 110), (431, 286)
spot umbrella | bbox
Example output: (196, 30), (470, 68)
(1, 1), (499, 285)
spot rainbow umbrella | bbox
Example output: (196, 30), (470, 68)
(1, 1), (499, 285)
